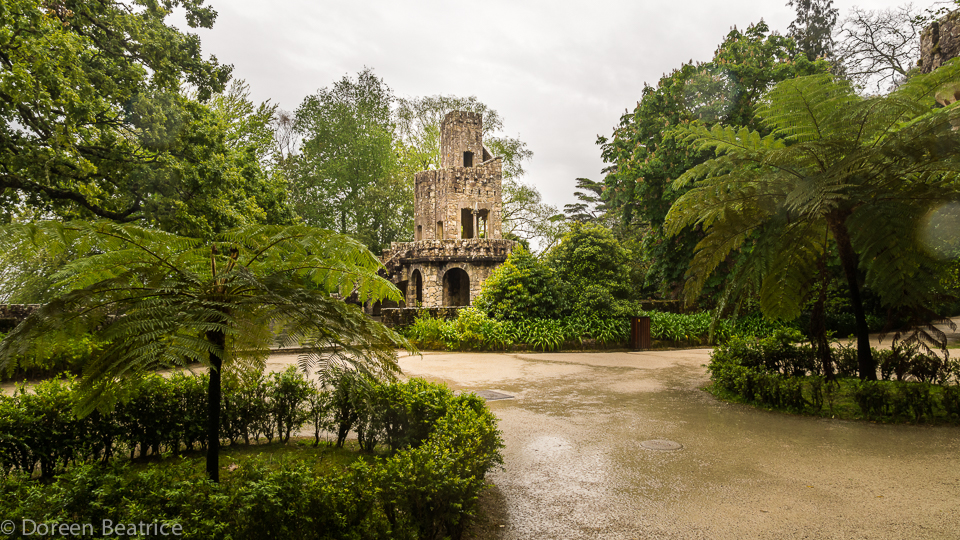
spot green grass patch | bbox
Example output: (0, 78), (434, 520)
(122, 437), (369, 478)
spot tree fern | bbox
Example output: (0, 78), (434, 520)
(665, 62), (960, 380)
(0, 221), (411, 481)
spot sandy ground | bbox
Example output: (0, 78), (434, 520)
(387, 349), (960, 540)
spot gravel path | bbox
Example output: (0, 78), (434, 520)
(388, 349), (960, 540)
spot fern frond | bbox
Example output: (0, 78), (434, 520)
(759, 74), (858, 142)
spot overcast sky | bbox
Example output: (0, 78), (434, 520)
(178, 0), (919, 211)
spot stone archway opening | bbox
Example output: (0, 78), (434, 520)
(442, 268), (470, 307)
(411, 269), (423, 305)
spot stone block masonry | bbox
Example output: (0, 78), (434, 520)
(921, 10), (960, 73)
(380, 111), (515, 309)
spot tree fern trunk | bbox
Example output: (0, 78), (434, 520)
(811, 254), (834, 381)
(206, 329), (225, 482)
(827, 213), (877, 381)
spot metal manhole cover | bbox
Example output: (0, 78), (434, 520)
(640, 439), (683, 451)
(474, 390), (514, 401)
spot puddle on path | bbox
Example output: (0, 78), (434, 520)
(395, 351), (960, 540)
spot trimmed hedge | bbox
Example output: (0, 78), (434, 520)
(0, 368), (503, 539)
(708, 330), (960, 422)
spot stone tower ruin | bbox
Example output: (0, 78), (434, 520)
(379, 111), (514, 313)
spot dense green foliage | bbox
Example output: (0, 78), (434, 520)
(0, 0), (294, 236)
(291, 69), (412, 253)
(474, 247), (566, 320)
(0, 221), (409, 480)
(708, 330), (960, 422)
(666, 64), (960, 379)
(0, 330), (101, 381)
(404, 308), (797, 352)
(0, 369), (300, 477)
(0, 370), (503, 539)
(598, 22), (830, 298)
(545, 222), (636, 315)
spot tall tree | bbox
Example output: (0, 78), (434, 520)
(500, 178), (566, 253)
(787, 0), (840, 61)
(664, 64), (960, 380)
(598, 22), (829, 298)
(564, 178), (611, 224)
(0, 0), (240, 225)
(833, 5), (923, 94)
(0, 221), (409, 481)
(291, 69), (411, 253)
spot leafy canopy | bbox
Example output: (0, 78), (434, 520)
(0, 0), (260, 226)
(598, 22), (830, 297)
(291, 68), (410, 254)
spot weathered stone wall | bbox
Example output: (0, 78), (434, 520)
(414, 158), (503, 240)
(440, 111), (484, 169)
(921, 10), (960, 73)
(381, 239), (513, 308)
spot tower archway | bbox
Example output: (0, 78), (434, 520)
(442, 268), (470, 307)
(411, 269), (423, 305)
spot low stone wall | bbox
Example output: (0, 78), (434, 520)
(381, 307), (462, 328)
(638, 300), (683, 314)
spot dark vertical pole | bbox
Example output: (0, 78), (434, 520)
(206, 329), (225, 482)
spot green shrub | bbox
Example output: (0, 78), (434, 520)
(451, 308), (513, 351)
(379, 396), (503, 539)
(269, 367), (312, 443)
(895, 382), (935, 422)
(0, 381), (504, 540)
(474, 246), (566, 320)
(0, 369), (322, 476)
(405, 312), (451, 350)
(853, 380), (891, 419)
(0, 331), (103, 381)
(942, 385), (960, 418)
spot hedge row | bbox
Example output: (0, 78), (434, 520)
(0, 367), (501, 478)
(404, 307), (771, 351)
(0, 369), (503, 539)
(712, 328), (960, 382)
(0, 368), (312, 477)
(0, 397), (503, 539)
(709, 329), (960, 422)
(0, 330), (101, 381)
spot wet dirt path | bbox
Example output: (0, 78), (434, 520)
(396, 350), (960, 540)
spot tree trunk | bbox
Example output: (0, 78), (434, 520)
(810, 258), (834, 381)
(826, 212), (876, 381)
(206, 329), (226, 482)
